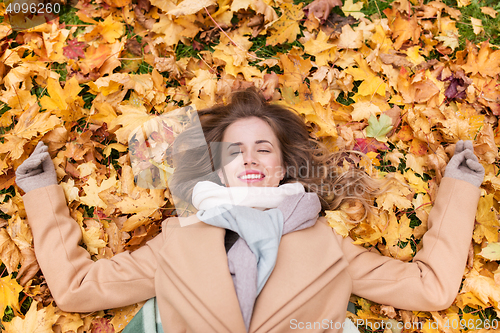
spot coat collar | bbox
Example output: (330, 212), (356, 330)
(161, 216), (346, 332)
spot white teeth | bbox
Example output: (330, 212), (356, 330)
(240, 174), (263, 180)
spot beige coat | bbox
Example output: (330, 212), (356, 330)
(23, 177), (480, 332)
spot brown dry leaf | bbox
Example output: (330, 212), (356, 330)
(0, 228), (22, 274)
(17, 247), (40, 286)
(461, 41), (500, 77)
(480, 6), (498, 18)
(470, 17), (484, 35)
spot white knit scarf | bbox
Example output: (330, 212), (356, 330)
(192, 181), (305, 210)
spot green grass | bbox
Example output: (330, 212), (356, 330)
(437, 0), (500, 46)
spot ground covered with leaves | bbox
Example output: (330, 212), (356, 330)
(0, 0), (500, 331)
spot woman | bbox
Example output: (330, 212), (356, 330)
(16, 88), (484, 332)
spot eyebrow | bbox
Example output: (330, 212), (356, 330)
(227, 140), (274, 149)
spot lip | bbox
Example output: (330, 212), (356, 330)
(237, 170), (265, 182)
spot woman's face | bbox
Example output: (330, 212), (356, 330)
(218, 117), (285, 187)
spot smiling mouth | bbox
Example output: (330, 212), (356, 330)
(239, 174), (265, 180)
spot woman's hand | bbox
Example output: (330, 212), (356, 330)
(15, 141), (57, 193)
(444, 140), (485, 188)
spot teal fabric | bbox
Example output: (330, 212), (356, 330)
(122, 298), (163, 333)
(122, 297), (361, 333)
(197, 205), (284, 294)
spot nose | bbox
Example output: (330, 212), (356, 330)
(242, 150), (257, 166)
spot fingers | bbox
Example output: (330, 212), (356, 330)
(16, 152), (50, 175)
(466, 158), (484, 173)
(455, 140), (464, 154)
(462, 149), (479, 163)
(41, 153), (55, 173)
(448, 149), (467, 168)
(463, 140), (473, 151)
(16, 158), (43, 176)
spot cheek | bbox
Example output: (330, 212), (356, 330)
(264, 155), (284, 175)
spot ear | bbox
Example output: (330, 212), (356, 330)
(218, 169), (226, 185)
(279, 164), (286, 181)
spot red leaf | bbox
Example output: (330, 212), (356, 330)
(63, 39), (87, 60)
(91, 318), (115, 333)
(353, 138), (388, 154)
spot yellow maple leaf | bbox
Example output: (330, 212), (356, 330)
(152, 14), (184, 46)
(473, 194), (500, 244)
(455, 292), (487, 310)
(54, 312), (84, 333)
(310, 80), (332, 106)
(79, 44), (112, 74)
(187, 69), (217, 101)
(40, 77), (84, 123)
(390, 9), (421, 50)
(231, 0), (277, 22)
(345, 53), (387, 97)
(370, 24), (393, 54)
(84, 16), (124, 44)
(79, 168), (118, 209)
(279, 53), (313, 91)
(0, 135), (28, 161)
(110, 104), (156, 144)
(303, 30), (336, 56)
(0, 275), (23, 314)
(334, 24), (363, 49)
(116, 166), (166, 231)
(60, 178), (80, 203)
(267, 3), (304, 46)
(90, 102), (118, 126)
(4, 301), (59, 333)
(341, 0), (364, 19)
(81, 220), (107, 255)
(405, 46), (426, 65)
(461, 269), (500, 308)
(462, 41), (500, 77)
(326, 210), (356, 237)
(457, 0), (471, 7)
(376, 180), (412, 211)
(351, 101), (382, 122)
(168, 0), (216, 16)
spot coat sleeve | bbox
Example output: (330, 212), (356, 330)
(23, 184), (162, 312)
(337, 177), (480, 311)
